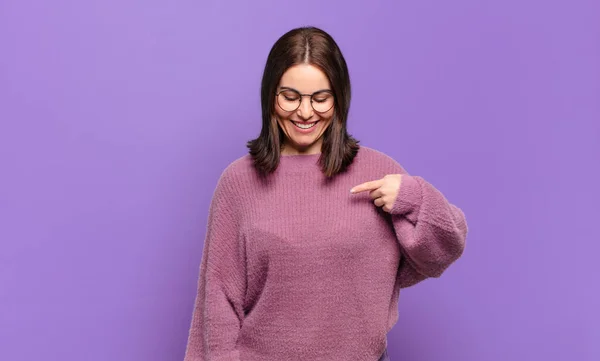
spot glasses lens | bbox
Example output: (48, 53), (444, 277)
(311, 91), (334, 113)
(277, 90), (300, 112)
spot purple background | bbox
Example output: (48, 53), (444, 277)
(1, 1), (599, 360)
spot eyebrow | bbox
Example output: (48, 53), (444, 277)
(278, 86), (332, 93)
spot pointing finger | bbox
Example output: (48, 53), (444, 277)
(350, 179), (384, 194)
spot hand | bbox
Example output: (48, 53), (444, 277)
(350, 174), (403, 213)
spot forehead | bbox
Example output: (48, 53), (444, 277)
(278, 64), (331, 92)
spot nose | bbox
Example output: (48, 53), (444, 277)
(296, 98), (314, 120)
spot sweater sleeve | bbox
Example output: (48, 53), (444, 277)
(389, 170), (468, 288)
(183, 168), (246, 361)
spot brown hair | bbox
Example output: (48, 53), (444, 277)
(246, 26), (360, 178)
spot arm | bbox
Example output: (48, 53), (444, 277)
(390, 172), (468, 288)
(184, 169), (246, 361)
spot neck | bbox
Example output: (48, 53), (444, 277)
(281, 142), (322, 156)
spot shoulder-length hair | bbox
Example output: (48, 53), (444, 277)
(246, 26), (360, 178)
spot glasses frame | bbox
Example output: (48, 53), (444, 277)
(275, 88), (335, 113)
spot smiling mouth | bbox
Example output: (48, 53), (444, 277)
(291, 120), (319, 129)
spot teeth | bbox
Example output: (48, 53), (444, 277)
(293, 121), (317, 129)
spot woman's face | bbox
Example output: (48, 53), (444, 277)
(274, 64), (335, 155)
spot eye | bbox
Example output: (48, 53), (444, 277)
(280, 91), (299, 101)
(312, 92), (332, 103)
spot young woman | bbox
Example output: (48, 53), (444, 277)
(183, 26), (468, 361)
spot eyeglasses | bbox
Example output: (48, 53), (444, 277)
(275, 88), (335, 113)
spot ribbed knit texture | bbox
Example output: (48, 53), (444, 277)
(183, 145), (468, 361)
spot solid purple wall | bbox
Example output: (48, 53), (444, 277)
(1, 1), (598, 360)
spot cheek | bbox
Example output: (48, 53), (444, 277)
(274, 106), (288, 121)
(274, 110), (289, 133)
(320, 109), (335, 124)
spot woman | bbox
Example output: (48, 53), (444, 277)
(183, 26), (468, 361)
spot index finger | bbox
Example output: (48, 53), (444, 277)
(350, 179), (384, 194)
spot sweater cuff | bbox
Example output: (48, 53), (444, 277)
(390, 175), (422, 216)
